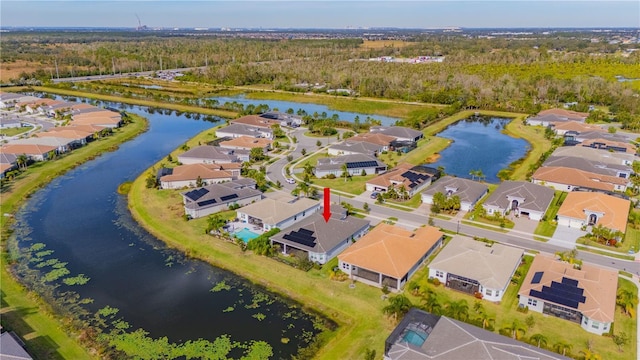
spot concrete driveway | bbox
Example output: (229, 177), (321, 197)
(549, 225), (587, 249)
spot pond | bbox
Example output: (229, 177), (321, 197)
(10, 100), (324, 357)
(211, 94), (400, 126)
(430, 116), (529, 183)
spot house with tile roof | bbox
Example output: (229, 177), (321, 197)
(270, 205), (370, 264)
(215, 123), (273, 139)
(218, 136), (273, 152)
(315, 154), (387, 178)
(328, 140), (383, 157)
(557, 191), (630, 233)
(482, 181), (554, 221)
(0, 153), (18, 178)
(428, 236), (523, 302)
(532, 166), (629, 193)
(338, 223), (443, 291)
(181, 179), (261, 219)
(518, 254), (617, 335)
(9, 137), (74, 154)
(543, 156), (632, 179)
(552, 146), (635, 166)
(177, 145), (244, 165)
(0, 143), (57, 161)
(581, 137), (637, 153)
(348, 132), (396, 151)
(421, 176), (488, 212)
(258, 111), (303, 126)
(35, 129), (93, 148)
(230, 114), (280, 129)
(526, 108), (588, 127)
(384, 308), (569, 360)
(365, 163), (435, 197)
(370, 126), (424, 142)
(237, 196), (321, 232)
(71, 110), (122, 128)
(159, 163), (239, 189)
(552, 121), (604, 136)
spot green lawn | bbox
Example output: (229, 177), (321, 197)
(0, 125), (34, 137)
(534, 191), (567, 237)
(576, 223), (640, 255)
(312, 174), (375, 195)
(386, 193), (423, 209)
(503, 121), (552, 181)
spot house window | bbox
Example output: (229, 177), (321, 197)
(527, 299), (537, 306)
(486, 289), (492, 296)
(591, 322), (600, 329)
(341, 262), (350, 270)
(583, 317), (588, 325)
(495, 291), (500, 297)
(567, 185), (571, 190)
(435, 270), (444, 278)
(303, 211), (306, 216)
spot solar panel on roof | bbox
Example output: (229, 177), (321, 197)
(283, 228), (317, 248)
(298, 228), (314, 236)
(347, 161), (379, 169)
(561, 277), (579, 287)
(529, 276), (586, 309)
(220, 194), (239, 201)
(197, 199), (217, 207)
(185, 188), (210, 201)
(531, 271), (544, 284)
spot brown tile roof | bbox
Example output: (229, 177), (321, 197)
(73, 110), (121, 120)
(532, 166), (627, 192)
(338, 223), (443, 278)
(1, 143), (57, 156)
(218, 136), (273, 149)
(366, 163), (414, 188)
(558, 192), (630, 233)
(71, 116), (121, 127)
(36, 129), (93, 140)
(19, 98), (59, 107)
(552, 121), (603, 133)
(519, 255), (617, 323)
(50, 124), (107, 133)
(231, 115), (279, 128)
(69, 103), (95, 110)
(348, 132), (395, 146)
(539, 108), (589, 120)
(161, 164), (233, 182)
(581, 138), (636, 152)
(0, 163), (15, 173)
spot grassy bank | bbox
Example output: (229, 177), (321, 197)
(3, 86), (239, 119)
(0, 114), (148, 359)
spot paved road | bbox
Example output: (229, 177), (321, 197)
(50, 66), (207, 84)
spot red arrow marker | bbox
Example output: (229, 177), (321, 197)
(323, 187), (331, 222)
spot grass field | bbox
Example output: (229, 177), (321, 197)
(0, 114), (148, 360)
(359, 40), (412, 49)
(534, 191), (566, 237)
(0, 125), (34, 137)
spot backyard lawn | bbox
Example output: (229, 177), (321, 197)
(534, 191), (567, 238)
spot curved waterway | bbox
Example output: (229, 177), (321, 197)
(11, 103), (321, 357)
(431, 116), (529, 183)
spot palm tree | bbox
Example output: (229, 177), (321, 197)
(469, 169), (479, 180)
(478, 311), (495, 330)
(473, 300), (484, 314)
(382, 294), (413, 322)
(529, 333), (548, 348)
(502, 319), (526, 340)
(297, 182), (310, 197)
(303, 162), (315, 177)
(445, 299), (469, 321)
(16, 154), (28, 170)
(341, 163), (348, 182)
(579, 349), (602, 360)
(205, 214), (226, 235)
(616, 288), (638, 318)
(553, 341), (572, 356)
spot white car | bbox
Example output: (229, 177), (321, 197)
(286, 178), (296, 184)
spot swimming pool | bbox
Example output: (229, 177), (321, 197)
(402, 329), (428, 346)
(234, 228), (261, 242)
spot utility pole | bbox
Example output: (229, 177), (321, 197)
(54, 58), (60, 79)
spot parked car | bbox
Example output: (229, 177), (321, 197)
(286, 178), (296, 184)
(370, 192), (380, 199)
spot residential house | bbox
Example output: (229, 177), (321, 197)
(328, 140), (382, 157)
(0, 143), (57, 162)
(518, 255), (617, 335)
(0, 92), (29, 109)
(23, 98), (59, 114)
(421, 176), (488, 212)
(237, 196), (321, 232)
(9, 137), (74, 154)
(177, 145), (243, 165)
(581, 138), (636, 153)
(0, 330), (33, 360)
(230, 114), (280, 129)
(384, 308), (569, 360)
(338, 223), (443, 291)
(552, 146), (635, 166)
(365, 163), (435, 197)
(526, 108), (588, 127)
(270, 205), (370, 264)
(0, 118), (30, 130)
(181, 179), (262, 219)
(552, 121), (603, 136)
(159, 163), (240, 189)
(348, 132), (395, 151)
(482, 181), (554, 221)
(428, 236), (523, 302)
(557, 191), (630, 233)
(543, 156), (632, 179)
(218, 136), (272, 152)
(0, 153), (17, 178)
(215, 123), (273, 139)
(72, 110), (122, 128)
(45, 101), (77, 117)
(259, 111), (303, 126)
(35, 129), (94, 148)
(370, 126), (424, 142)
(315, 154), (387, 178)
(532, 166), (629, 193)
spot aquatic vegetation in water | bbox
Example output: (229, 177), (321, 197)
(210, 280), (232, 292)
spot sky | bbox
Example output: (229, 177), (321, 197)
(1, 1), (639, 29)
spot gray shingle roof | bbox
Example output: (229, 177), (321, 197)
(181, 180), (260, 210)
(178, 145), (239, 162)
(316, 154), (385, 172)
(483, 181), (555, 212)
(385, 308), (569, 360)
(329, 140), (381, 154)
(551, 146), (635, 165)
(371, 126), (423, 140)
(544, 156), (630, 176)
(422, 176), (488, 204)
(216, 123), (272, 137)
(270, 209), (370, 253)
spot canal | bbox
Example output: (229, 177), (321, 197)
(10, 102), (322, 357)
